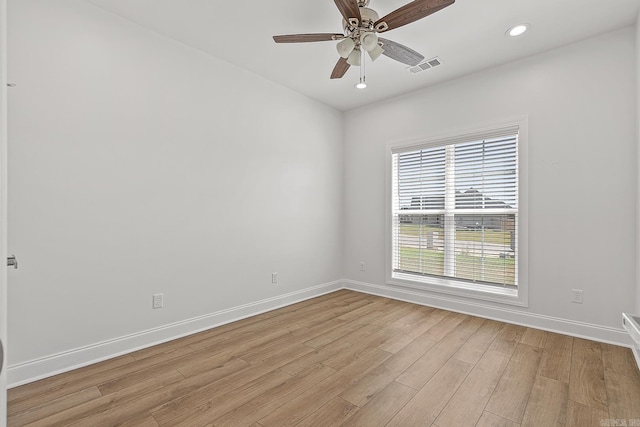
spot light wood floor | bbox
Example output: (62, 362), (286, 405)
(8, 290), (640, 426)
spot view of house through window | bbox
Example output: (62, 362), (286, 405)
(391, 128), (519, 291)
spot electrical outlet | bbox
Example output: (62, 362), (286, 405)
(152, 293), (164, 309)
(272, 272), (278, 284)
(360, 262), (365, 271)
(571, 289), (583, 304)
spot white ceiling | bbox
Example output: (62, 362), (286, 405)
(87, 0), (640, 111)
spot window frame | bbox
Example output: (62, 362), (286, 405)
(385, 117), (529, 307)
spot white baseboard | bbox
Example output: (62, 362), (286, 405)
(8, 280), (343, 388)
(343, 279), (632, 348)
(9, 278), (634, 388)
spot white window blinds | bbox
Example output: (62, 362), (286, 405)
(392, 126), (519, 288)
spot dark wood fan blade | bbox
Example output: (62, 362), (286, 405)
(334, 0), (361, 25)
(273, 33), (344, 43)
(331, 57), (350, 79)
(374, 0), (454, 32)
(378, 38), (425, 66)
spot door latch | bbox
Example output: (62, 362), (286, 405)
(7, 255), (17, 269)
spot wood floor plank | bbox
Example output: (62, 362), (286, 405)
(294, 317), (349, 343)
(393, 305), (435, 326)
(115, 412), (160, 427)
(336, 300), (389, 323)
(377, 330), (413, 354)
(521, 375), (569, 427)
(9, 290), (640, 427)
(341, 381), (416, 427)
(278, 325), (376, 375)
(383, 334), (438, 375)
(396, 316), (483, 389)
(452, 318), (503, 364)
(8, 354), (135, 406)
(489, 323), (527, 356)
(186, 316), (301, 353)
(569, 338), (608, 411)
(176, 312), (287, 351)
(154, 369), (293, 426)
(393, 308), (449, 339)
(150, 360), (287, 424)
(370, 303), (417, 327)
(8, 386), (102, 427)
(485, 343), (543, 423)
(278, 347), (337, 376)
(475, 411), (521, 427)
(295, 397), (357, 427)
(10, 349), (185, 416)
(565, 400), (609, 427)
(303, 322), (370, 349)
(537, 332), (573, 383)
(24, 369), (185, 427)
(322, 326), (405, 369)
(287, 298), (371, 328)
(196, 364), (336, 427)
(98, 347), (226, 395)
(603, 367), (640, 422)
(519, 327), (548, 348)
(245, 342), (316, 367)
(257, 348), (391, 427)
(339, 364), (397, 407)
(601, 343), (640, 378)
(387, 358), (473, 426)
(434, 349), (510, 427)
(420, 311), (468, 341)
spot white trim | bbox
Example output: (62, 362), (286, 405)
(385, 116), (529, 307)
(343, 279), (632, 348)
(388, 275), (521, 306)
(622, 313), (640, 371)
(390, 123), (521, 154)
(8, 280), (635, 387)
(7, 280), (342, 388)
(0, 0), (7, 422)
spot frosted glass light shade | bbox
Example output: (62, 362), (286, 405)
(361, 33), (378, 52)
(347, 48), (361, 66)
(336, 38), (355, 58)
(368, 44), (384, 61)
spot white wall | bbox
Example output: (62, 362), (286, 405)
(7, 0), (343, 379)
(345, 28), (637, 337)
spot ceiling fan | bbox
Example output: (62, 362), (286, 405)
(273, 0), (455, 83)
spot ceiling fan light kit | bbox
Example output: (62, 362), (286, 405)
(273, 0), (455, 86)
(337, 38), (356, 58)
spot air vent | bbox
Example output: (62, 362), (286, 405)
(408, 57), (442, 74)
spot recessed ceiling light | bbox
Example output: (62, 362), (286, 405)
(507, 24), (529, 37)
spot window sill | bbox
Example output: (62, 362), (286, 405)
(389, 272), (527, 307)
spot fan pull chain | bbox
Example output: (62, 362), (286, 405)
(357, 48), (367, 89)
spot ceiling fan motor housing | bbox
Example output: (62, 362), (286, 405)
(343, 7), (380, 33)
(339, 6), (382, 64)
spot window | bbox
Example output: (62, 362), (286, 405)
(388, 121), (527, 305)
